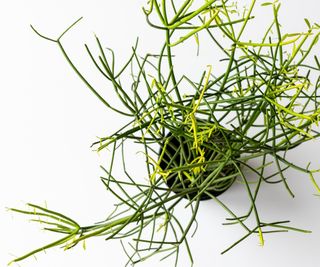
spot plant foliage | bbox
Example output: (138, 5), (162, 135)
(10, 0), (320, 266)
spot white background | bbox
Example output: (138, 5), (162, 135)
(1, 1), (320, 267)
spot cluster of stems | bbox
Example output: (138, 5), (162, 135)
(11, 0), (320, 266)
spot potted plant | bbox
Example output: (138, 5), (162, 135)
(10, 0), (320, 266)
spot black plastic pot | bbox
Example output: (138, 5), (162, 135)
(159, 130), (238, 200)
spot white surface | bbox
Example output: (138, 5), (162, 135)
(1, 1), (320, 267)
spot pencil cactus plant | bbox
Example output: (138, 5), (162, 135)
(10, 0), (320, 266)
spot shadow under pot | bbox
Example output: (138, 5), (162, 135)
(158, 131), (239, 200)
